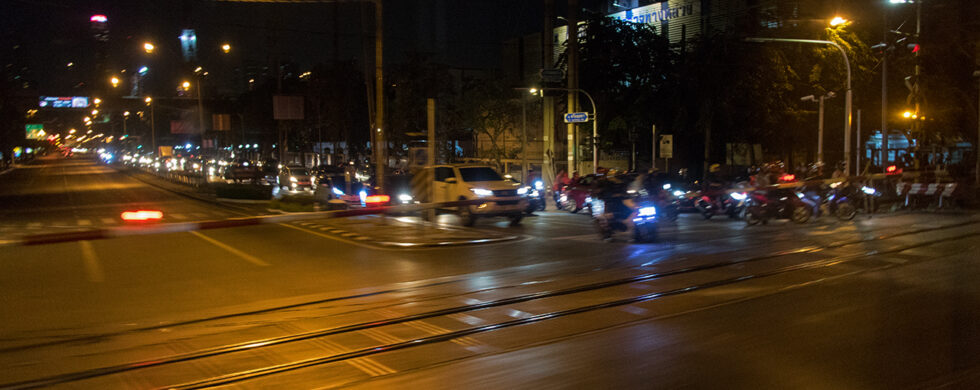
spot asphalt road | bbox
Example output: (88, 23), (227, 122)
(2, 156), (979, 389)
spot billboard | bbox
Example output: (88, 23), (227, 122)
(39, 96), (89, 108)
(26, 124), (45, 140)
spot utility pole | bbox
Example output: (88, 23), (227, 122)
(566, 0), (579, 174)
(881, 11), (889, 172)
(542, 0), (556, 194)
(373, 0), (385, 192)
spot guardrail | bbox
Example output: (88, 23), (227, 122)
(3, 198), (518, 247)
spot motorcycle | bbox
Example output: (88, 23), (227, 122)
(744, 189), (813, 225)
(592, 196), (659, 242)
(524, 180), (547, 214)
(696, 190), (745, 220)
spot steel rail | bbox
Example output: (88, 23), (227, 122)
(5, 219), (978, 389)
(165, 230), (980, 390)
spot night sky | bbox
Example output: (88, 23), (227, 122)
(2, 0), (544, 95)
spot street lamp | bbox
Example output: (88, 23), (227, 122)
(522, 87), (599, 174)
(110, 76), (120, 88)
(746, 37), (853, 175)
(93, 98), (102, 106)
(221, 43), (231, 53)
(143, 42), (155, 53)
(145, 97), (156, 153)
(829, 16), (848, 27)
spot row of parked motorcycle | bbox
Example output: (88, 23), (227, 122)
(545, 172), (882, 242)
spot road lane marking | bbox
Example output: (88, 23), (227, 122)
(405, 320), (480, 347)
(77, 219), (91, 226)
(315, 338), (395, 376)
(27, 222), (42, 229)
(189, 231), (270, 266)
(361, 328), (402, 344)
(100, 218), (116, 225)
(278, 223), (382, 250)
(79, 241), (105, 282)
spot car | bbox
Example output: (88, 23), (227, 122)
(560, 174), (601, 213)
(426, 164), (527, 226)
(277, 165), (313, 191)
(313, 166), (368, 207)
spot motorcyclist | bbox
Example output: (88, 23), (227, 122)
(594, 172), (634, 235)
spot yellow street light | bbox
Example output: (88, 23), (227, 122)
(903, 111), (912, 118)
(182, 81), (191, 89)
(194, 66), (203, 74)
(69, 129), (76, 134)
(529, 88), (538, 95)
(830, 16), (848, 27)
(93, 98), (102, 106)
(143, 42), (155, 53)
(110, 76), (120, 88)
(221, 43), (231, 53)
(144, 96), (152, 104)
(124, 111), (130, 116)
(91, 109), (99, 115)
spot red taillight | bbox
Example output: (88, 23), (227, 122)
(121, 210), (164, 221)
(886, 165), (901, 174)
(365, 195), (390, 204)
(780, 174), (796, 182)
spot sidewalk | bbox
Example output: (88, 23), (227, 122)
(293, 215), (522, 248)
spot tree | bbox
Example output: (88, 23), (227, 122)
(458, 79), (521, 169)
(564, 13), (679, 157)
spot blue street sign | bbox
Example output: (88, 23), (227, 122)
(564, 112), (589, 123)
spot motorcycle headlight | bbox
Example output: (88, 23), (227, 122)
(585, 196), (592, 203)
(531, 190), (539, 197)
(730, 192), (747, 201)
(662, 183), (671, 190)
(332, 187), (345, 196)
(517, 187), (529, 195)
(470, 188), (493, 197)
(638, 206), (657, 217)
(534, 180), (544, 190)
(796, 192), (805, 199)
(290, 176), (298, 182)
(398, 194), (413, 203)
(862, 186), (876, 195)
(672, 190), (685, 197)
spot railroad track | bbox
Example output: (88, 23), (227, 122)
(3, 219), (978, 389)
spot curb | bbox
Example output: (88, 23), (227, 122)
(119, 167), (258, 215)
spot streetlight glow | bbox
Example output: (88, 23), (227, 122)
(124, 111), (130, 116)
(221, 43), (231, 53)
(830, 16), (848, 27)
(110, 76), (120, 88)
(144, 97), (152, 104)
(903, 111), (912, 118)
(93, 98), (102, 105)
(182, 81), (191, 89)
(529, 88), (538, 95)
(143, 42), (155, 53)
(91, 110), (98, 115)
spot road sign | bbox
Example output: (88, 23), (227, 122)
(660, 135), (673, 159)
(540, 68), (564, 83)
(564, 112), (589, 123)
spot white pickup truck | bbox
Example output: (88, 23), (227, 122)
(426, 164), (527, 226)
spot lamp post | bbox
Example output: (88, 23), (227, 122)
(973, 70), (979, 185)
(801, 91), (836, 164)
(746, 37), (853, 175)
(145, 97), (156, 153)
